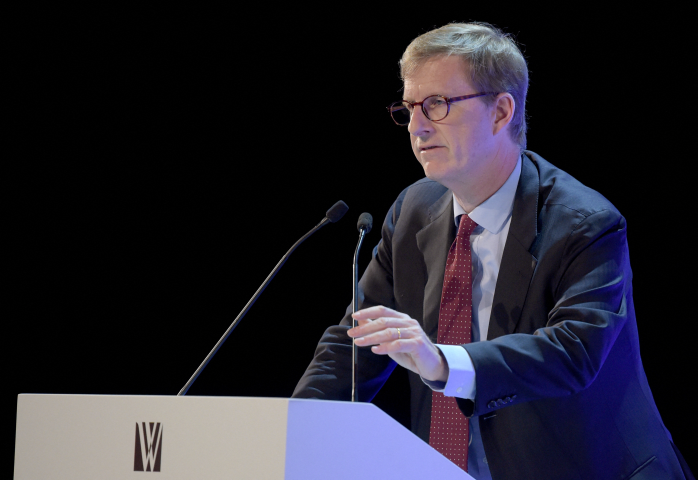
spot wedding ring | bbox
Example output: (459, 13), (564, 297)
(397, 328), (401, 339)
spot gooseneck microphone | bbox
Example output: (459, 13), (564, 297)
(178, 200), (349, 396)
(352, 212), (373, 402)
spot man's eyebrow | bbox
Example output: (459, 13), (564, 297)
(402, 94), (445, 103)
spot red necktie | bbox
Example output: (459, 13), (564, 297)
(428, 214), (478, 471)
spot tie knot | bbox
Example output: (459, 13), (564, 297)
(457, 214), (478, 238)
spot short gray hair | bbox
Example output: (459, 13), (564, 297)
(400, 23), (529, 150)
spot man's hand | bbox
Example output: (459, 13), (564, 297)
(347, 305), (448, 382)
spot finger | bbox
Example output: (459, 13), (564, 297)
(348, 317), (407, 338)
(352, 305), (406, 321)
(354, 326), (410, 346)
(370, 338), (446, 381)
(345, 318), (373, 336)
(347, 318), (378, 338)
(369, 337), (420, 355)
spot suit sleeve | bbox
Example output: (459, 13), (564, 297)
(292, 193), (405, 402)
(459, 208), (633, 417)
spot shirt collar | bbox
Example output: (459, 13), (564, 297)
(453, 154), (522, 234)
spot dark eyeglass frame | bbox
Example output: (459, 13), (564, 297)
(387, 92), (499, 125)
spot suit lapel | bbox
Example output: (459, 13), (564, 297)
(487, 154), (540, 340)
(416, 190), (457, 341)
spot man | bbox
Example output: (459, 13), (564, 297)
(293, 23), (692, 480)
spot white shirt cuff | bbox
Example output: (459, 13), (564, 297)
(421, 344), (477, 400)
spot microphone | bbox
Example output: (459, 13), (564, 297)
(352, 212), (373, 402)
(357, 212), (373, 234)
(177, 200), (349, 396)
(327, 201), (350, 223)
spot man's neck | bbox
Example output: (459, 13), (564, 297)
(451, 151), (520, 213)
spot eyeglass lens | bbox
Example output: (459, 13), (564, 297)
(390, 96), (449, 125)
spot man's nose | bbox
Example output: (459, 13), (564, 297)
(408, 107), (432, 136)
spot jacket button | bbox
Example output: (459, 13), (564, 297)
(504, 396), (511, 403)
(496, 399), (505, 406)
(488, 400), (496, 409)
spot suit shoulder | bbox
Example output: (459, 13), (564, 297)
(401, 177), (448, 202)
(526, 151), (620, 220)
(392, 177), (448, 216)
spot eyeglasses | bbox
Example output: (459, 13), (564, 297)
(387, 92), (498, 126)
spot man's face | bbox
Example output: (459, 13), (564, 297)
(404, 56), (500, 192)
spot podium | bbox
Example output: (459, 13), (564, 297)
(14, 395), (473, 479)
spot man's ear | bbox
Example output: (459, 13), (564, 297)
(492, 93), (515, 136)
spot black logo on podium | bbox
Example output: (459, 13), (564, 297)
(134, 422), (163, 472)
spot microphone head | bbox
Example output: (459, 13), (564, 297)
(326, 200), (349, 223)
(357, 212), (373, 234)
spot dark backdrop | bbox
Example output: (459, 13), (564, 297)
(9, 3), (695, 475)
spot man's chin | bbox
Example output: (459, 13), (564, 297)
(421, 164), (449, 186)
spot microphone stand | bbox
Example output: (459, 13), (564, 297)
(351, 227), (367, 402)
(178, 200), (348, 396)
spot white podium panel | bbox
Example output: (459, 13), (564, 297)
(14, 395), (472, 480)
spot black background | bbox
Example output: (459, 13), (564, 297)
(9, 2), (696, 475)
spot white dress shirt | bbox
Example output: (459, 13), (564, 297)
(424, 155), (522, 479)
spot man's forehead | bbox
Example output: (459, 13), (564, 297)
(402, 56), (474, 100)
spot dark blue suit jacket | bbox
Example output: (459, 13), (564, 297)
(293, 151), (689, 479)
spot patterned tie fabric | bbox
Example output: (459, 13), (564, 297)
(428, 214), (478, 471)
